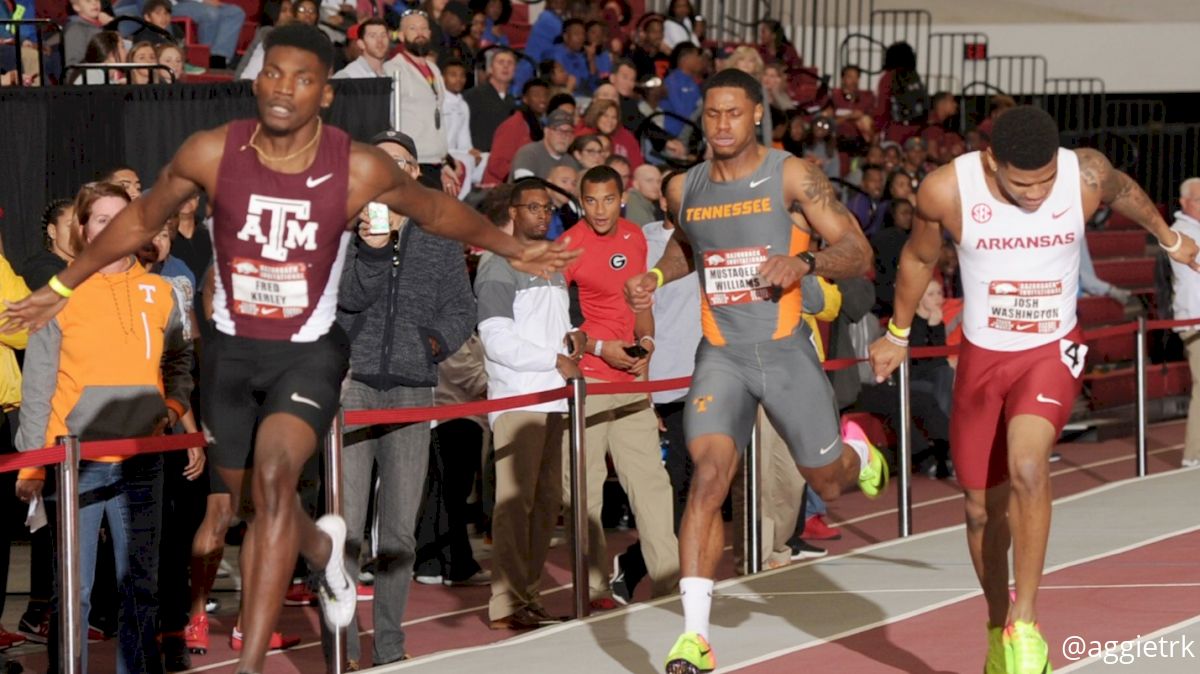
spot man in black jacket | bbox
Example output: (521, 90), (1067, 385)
(326, 130), (477, 669)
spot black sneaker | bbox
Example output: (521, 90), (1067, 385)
(788, 539), (828, 561)
(161, 634), (191, 672)
(610, 554), (632, 605)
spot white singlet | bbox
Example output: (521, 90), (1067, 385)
(954, 148), (1085, 352)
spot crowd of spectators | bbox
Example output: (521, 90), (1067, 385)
(0, 2), (1152, 672)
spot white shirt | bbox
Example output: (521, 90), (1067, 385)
(383, 52), (450, 164)
(642, 221), (702, 403)
(1170, 211), (1200, 327)
(332, 55), (386, 79)
(443, 90), (472, 155)
(663, 17), (698, 49)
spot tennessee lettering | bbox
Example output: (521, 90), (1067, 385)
(975, 233), (1076, 250)
(686, 197), (772, 222)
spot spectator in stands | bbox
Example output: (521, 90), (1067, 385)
(132, 0), (175, 46)
(471, 0), (510, 47)
(663, 0), (697, 49)
(476, 178), (579, 630)
(847, 163), (887, 238)
(537, 58), (572, 97)
(977, 93), (1015, 139)
(629, 14), (668, 80)
(875, 41), (927, 143)
(604, 153), (631, 188)
(512, 0), (564, 92)
(756, 19), (802, 75)
(0, 247), (29, 651)
(887, 167), (916, 207)
(385, 9), (464, 193)
(831, 64), (876, 142)
(547, 18), (593, 95)
(292, 0), (320, 28)
(332, 17), (389, 78)
(801, 115), (841, 179)
(155, 41), (185, 82)
(23, 198), (75, 289)
(1079, 241), (1132, 304)
(97, 165), (142, 200)
(561, 166), (679, 610)
(660, 43), (702, 137)
(582, 97), (645, 169)
(1170, 177), (1200, 469)
(545, 164), (580, 239)
(607, 61), (642, 129)
(570, 134), (607, 171)
(171, 0), (247, 70)
(64, 0), (112, 67)
(585, 19), (614, 81)
(126, 41), (158, 84)
(0, 0), (38, 78)
(484, 77), (549, 186)
(762, 61), (795, 113)
(464, 47), (516, 155)
(908, 279), (955, 478)
(442, 57), (483, 186)
(844, 143), (885, 187)
(881, 140), (902, 172)
(624, 163), (662, 226)
(900, 135), (934, 186)
(72, 30), (127, 84)
(921, 91), (961, 164)
(871, 199), (914, 316)
(237, 0), (296, 80)
(511, 109), (579, 180)
(330, 129), (476, 667)
(16, 181), (192, 674)
(725, 44), (764, 79)
(433, 1), (473, 63)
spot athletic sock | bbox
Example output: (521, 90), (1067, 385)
(679, 576), (714, 640)
(846, 437), (871, 474)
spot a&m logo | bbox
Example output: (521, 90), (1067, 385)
(237, 195), (320, 261)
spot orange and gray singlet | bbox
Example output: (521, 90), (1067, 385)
(677, 149), (842, 466)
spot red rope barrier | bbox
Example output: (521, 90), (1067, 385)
(1081, 323), (1140, 341)
(1146, 317), (1200, 331)
(343, 386), (571, 426)
(587, 377), (693, 396)
(0, 446), (67, 474)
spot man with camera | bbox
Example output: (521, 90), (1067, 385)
(559, 166), (680, 610)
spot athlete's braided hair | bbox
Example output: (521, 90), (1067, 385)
(991, 105), (1060, 170)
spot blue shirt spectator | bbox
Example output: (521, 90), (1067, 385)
(482, 16), (509, 46)
(661, 68), (701, 136)
(0, 0), (37, 44)
(511, 2), (563, 94)
(548, 44), (591, 95)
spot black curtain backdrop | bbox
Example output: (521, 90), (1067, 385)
(0, 78), (391, 274)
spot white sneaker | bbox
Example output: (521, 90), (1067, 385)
(414, 574), (444, 585)
(1182, 458), (1200, 468)
(314, 515), (356, 629)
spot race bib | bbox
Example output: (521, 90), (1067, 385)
(701, 246), (772, 307)
(986, 280), (1063, 333)
(1059, 338), (1088, 378)
(230, 258), (309, 319)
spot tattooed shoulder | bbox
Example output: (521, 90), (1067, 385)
(796, 160), (851, 216)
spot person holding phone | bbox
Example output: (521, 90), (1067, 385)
(559, 165), (680, 611)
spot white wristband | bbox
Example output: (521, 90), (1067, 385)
(593, 339), (604, 357)
(1160, 230), (1183, 253)
(639, 335), (655, 348)
(884, 332), (910, 348)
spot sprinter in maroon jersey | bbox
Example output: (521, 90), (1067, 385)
(3, 24), (578, 674)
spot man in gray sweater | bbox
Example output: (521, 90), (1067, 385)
(326, 130), (477, 669)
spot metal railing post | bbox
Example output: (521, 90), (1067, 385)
(896, 358), (913, 537)
(1135, 316), (1148, 477)
(391, 70), (402, 131)
(57, 435), (82, 674)
(744, 416), (763, 574)
(324, 412), (346, 674)
(567, 378), (590, 618)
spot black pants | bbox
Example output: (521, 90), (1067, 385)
(414, 420), (483, 581)
(0, 409), (55, 625)
(156, 448), (209, 632)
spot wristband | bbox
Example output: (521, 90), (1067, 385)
(593, 340), (604, 357)
(884, 332), (910, 348)
(887, 320), (911, 339)
(1160, 230), (1183, 253)
(48, 275), (74, 299)
(639, 335), (655, 348)
(649, 267), (665, 288)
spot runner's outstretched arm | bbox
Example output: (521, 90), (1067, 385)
(1076, 148), (1200, 270)
(626, 173), (692, 312)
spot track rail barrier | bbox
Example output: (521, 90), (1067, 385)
(4, 317), (1199, 672)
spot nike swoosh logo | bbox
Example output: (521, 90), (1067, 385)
(306, 173), (334, 188)
(291, 392), (322, 409)
(1051, 207), (1070, 219)
(1015, 323), (1035, 331)
(1036, 393), (1062, 406)
(749, 177), (771, 188)
(623, 233), (631, 239)
(819, 439), (839, 455)
(728, 292), (747, 302)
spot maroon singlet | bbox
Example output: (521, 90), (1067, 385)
(211, 119), (352, 342)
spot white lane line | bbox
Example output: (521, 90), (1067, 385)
(720, 581), (1200, 598)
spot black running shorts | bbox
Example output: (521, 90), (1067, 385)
(201, 326), (349, 471)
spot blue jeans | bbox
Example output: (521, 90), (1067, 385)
(170, 1), (246, 59)
(48, 455), (165, 674)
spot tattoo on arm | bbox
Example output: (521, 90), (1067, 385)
(800, 162), (852, 217)
(812, 232), (873, 280)
(1078, 148), (1166, 235)
(655, 233), (695, 285)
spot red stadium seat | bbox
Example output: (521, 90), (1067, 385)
(1077, 296), (1125, 327)
(171, 17), (211, 69)
(507, 3), (530, 51)
(1093, 258), (1156, 287)
(1087, 230), (1148, 259)
(222, 0), (262, 54)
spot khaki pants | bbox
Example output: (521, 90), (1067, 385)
(564, 384), (679, 599)
(1184, 331), (1200, 464)
(489, 411), (566, 620)
(732, 410), (806, 571)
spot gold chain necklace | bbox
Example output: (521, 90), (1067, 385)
(244, 119), (323, 163)
(107, 264), (135, 341)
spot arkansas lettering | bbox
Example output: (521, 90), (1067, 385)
(975, 233), (1076, 250)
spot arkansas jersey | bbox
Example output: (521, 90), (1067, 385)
(211, 119), (352, 342)
(954, 148), (1085, 352)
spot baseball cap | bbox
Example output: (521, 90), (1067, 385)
(370, 129), (418, 159)
(904, 136), (927, 150)
(546, 109), (575, 130)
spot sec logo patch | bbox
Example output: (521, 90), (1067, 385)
(609, 253), (628, 270)
(971, 203), (993, 224)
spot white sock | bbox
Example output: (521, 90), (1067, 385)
(846, 437), (871, 474)
(680, 577), (714, 640)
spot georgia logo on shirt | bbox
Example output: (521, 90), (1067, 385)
(609, 253), (627, 270)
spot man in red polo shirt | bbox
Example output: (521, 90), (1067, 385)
(561, 166), (680, 610)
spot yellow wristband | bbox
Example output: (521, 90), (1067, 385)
(887, 320), (911, 338)
(48, 275), (74, 299)
(649, 267), (665, 288)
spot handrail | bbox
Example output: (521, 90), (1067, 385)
(0, 18), (64, 86)
(63, 62), (177, 85)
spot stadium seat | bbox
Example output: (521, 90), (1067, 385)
(507, 3), (530, 51)
(1093, 258), (1156, 287)
(1087, 230), (1148, 259)
(1077, 296), (1126, 327)
(222, 0), (261, 54)
(171, 17), (211, 69)
(1085, 361), (1190, 409)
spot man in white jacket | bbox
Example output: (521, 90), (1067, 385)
(1170, 176), (1200, 468)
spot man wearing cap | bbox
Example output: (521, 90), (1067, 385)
(324, 129), (477, 668)
(333, 17), (390, 79)
(901, 135), (934, 186)
(510, 109), (581, 181)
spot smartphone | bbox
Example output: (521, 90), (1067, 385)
(624, 344), (649, 358)
(367, 202), (391, 235)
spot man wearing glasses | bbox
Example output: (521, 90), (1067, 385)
(511, 109), (580, 181)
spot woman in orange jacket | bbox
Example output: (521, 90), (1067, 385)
(14, 181), (194, 674)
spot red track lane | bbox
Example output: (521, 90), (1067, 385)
(6, 423), (1189, 673)
(739, 530), (1200, 673)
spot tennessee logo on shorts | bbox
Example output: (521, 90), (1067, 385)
(693, 395), (714, 413)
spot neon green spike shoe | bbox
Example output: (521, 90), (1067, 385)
(985, 624), (1011, 674)
(1004, 621), (1052, 674)
(665, 632), (716, 673)
(843, 419), (889, 499)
